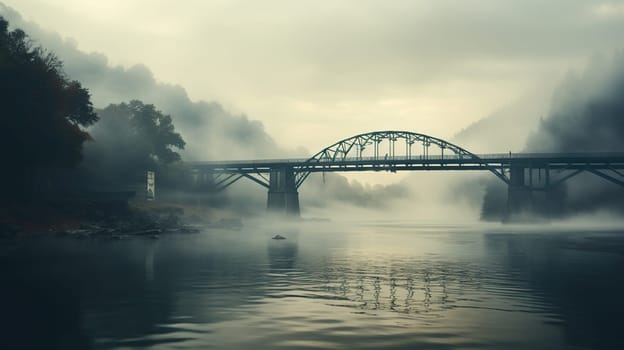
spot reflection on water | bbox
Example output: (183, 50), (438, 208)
(1, 223), (624, 349)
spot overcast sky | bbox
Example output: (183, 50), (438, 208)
(4, 0), (624, 152)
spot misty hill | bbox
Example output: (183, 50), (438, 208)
(480, 51), (624, 220)
(527, 52), (624, 153)
(452, 92), (548, 154)
(0, 5), (414, 214)
(0, 4), (281, 161)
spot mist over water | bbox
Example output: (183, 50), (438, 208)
(0, 4), (281, 161)
(2, 221), (624, 349)
(2, 2), (624, 350)
(6, 2), (623, 222)
(469, 51), (624, 221)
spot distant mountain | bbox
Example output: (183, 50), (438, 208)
(0, 4), (282, 161)
(0, 4), (417, 213)
(452, 92), (549, 154)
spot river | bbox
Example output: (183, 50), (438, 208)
(2, 220), (623, 349)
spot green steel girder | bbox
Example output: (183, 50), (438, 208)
(295, 130), (508, 187)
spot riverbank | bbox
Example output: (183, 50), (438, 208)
(0, 198), (243, 239)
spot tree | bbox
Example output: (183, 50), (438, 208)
(81, 100), (185, 187)
(0, 17), (97, 198)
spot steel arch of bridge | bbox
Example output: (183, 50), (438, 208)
(187, 130), (624, 200)
(294, 130), (507, 188)
(187, 130), (624, 216)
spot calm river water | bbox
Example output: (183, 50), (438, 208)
(2, 221), (624, 349)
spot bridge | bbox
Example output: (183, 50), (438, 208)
(187, 131), (624, 217)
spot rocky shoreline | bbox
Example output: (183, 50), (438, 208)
(0, 200), (244, 240)
(56, 214), (202, 240)
(1, 207), (195, 239)
(0, 199), (251, 239)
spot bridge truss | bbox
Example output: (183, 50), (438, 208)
(294, 131), (508, 187)
(188, 130), (624, 215)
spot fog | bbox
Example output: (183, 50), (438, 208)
(0, 4), (280, 161)
(2, 3), (624, 223)
(5, 3), (624, 349)
(480, 50), (624, 220)
(322, 51), (624, 223)
(0, 5), (408, 218)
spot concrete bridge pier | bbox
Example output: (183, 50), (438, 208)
(507, 164), (532, 218)
(267, 167), (300, 216)
(193, 170), (214, 191)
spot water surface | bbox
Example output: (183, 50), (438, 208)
(2, 221), (624, 349)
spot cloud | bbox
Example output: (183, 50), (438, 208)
(6, 2), (623, 220)
(0, 4), (281, 161)
(0, 4), (426, 216)
(481, 50), (624, 219)
(5, 0), (624, 149)
(527, 51), (624, 153)
(452, 89), (551, 153)
(592, 2), (624, 18)
(301, 173), (410, 209)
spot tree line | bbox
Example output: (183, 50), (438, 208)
(0, 16), (186, 202)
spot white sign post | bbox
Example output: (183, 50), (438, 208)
(146, 171), (155, 200)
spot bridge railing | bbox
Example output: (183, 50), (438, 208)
(189, 152), (624, 166)
(478, 152), (624, 159)
(310, 152), (624, 162)
(190, 158), (310, 165)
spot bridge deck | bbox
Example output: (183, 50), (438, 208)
(186, 130), (624, 213)
(188, 153), (624, 173)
